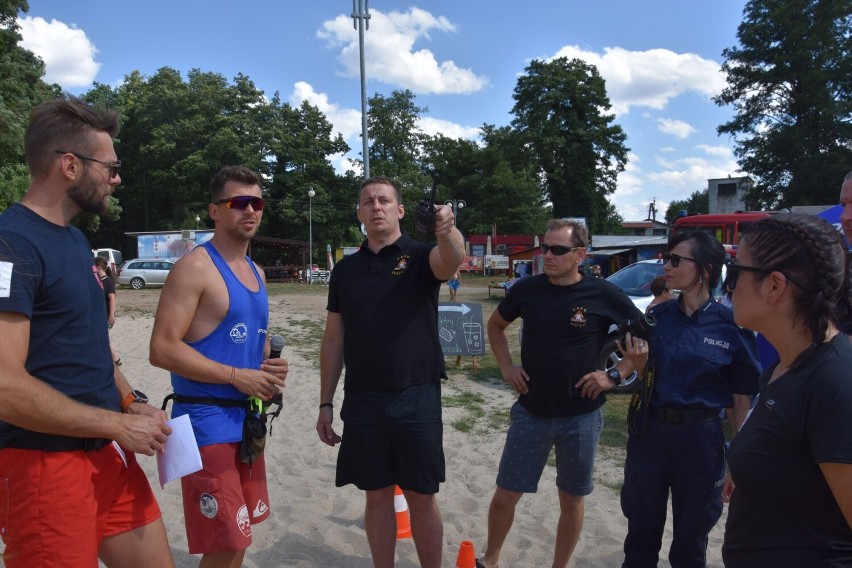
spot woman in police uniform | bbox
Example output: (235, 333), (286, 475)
(620, 230), (761, 568)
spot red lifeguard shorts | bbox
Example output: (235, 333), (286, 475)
(181, 442), (270, 554)
(0, 443), (162, 568)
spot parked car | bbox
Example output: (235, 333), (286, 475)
(600, 259), (727, 393)
(117, 259), (175, 289)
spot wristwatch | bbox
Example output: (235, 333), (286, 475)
(606, 369), (623, 386)
(120, 389), (149, 413)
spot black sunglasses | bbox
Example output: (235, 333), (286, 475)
(214, 195), (265, 211)
(540, 243), (579, 256)
(662, 253), (696, 268)
(723, 260), (804, 292)
(55, 150), (121, 179)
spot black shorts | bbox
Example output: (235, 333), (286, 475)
(336, 382), (445, 494)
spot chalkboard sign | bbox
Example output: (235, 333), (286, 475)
(438, 302), (486, 356)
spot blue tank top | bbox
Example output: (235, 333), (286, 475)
(171, 241), (269, 447)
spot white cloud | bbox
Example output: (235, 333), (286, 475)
(318, 8), (488, 95)
(418, 117), (480, 140)
(290, 82), (478, 174)
(612, 144), (746, 220)
(647, 153), (743, 194)
(696, 143), (733, 158)
(290, 81), (363, 141)
(551, 45), (725, 115)
(17, 16), (100, 88)
(657, 118), (696, 139)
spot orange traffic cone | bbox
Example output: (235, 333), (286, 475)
(456, 540), (475, 568)
(394, 486), (412, 540)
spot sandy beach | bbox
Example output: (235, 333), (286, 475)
(9, 282), (728, 567)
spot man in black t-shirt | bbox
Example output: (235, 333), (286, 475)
(316, 176), (465, 568)
(477, 219), (642, 568)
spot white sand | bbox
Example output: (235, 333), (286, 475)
(9, 285), (728, 567)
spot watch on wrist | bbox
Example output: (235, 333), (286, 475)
(606, 369), (623, 386)
(120, 389), (149, 412)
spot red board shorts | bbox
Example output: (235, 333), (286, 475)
(0, 442), (162, 568)
(181, 442), (270, 554)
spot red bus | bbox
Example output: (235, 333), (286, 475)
(672, 212), (773, 256)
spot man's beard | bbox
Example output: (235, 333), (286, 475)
(69, 170), (109, 215)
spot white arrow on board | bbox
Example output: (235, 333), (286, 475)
(439, 303), (471, 315)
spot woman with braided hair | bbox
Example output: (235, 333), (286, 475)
(722, 213), (852, 566)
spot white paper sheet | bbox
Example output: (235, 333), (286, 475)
(156, 414), (203, 488)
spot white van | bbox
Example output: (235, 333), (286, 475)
(92, 248), (124, 276)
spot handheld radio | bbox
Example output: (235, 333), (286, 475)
(413, 176), (438, 242)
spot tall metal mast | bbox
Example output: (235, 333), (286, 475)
(352, 0), (371, 179)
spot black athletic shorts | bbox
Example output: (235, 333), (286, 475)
(336, 381), (445, 494)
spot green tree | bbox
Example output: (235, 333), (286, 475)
(665, 189), (709, 224)
(466, 125), (550, 235)
(0, 0), (58, 168)
(263, 95), (351, 251)
(715, 0), (852, 207)
(510, 57), (629, 233)
(365, 89), (430, 219)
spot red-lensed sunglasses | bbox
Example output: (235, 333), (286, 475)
(214, 196), (265, 211)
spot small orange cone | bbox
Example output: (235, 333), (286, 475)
(394, 486), (412, 540)
(456, 540), (475, 568)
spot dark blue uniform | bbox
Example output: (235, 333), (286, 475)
(622, 298), (760, 568)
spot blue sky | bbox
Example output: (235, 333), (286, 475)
(18, 0), (749, 221)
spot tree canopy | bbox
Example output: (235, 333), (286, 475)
(511, 57), (629, 233)
(715, 0), (852, 207)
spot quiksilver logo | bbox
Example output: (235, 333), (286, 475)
(703, 337), (730, 350)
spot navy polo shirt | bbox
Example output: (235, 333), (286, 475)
(647, 297), (760, 409)
(327, 235), (445, 391)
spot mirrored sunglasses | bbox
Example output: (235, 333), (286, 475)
(214, 195), (265, 211)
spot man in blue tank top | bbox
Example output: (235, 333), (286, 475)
(316, 176), (465, 568)
(150, 165), (288, 567)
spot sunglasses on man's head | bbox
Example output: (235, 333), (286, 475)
(539, 243), (579, 256)
(214, 196), (265, 211)
(661, 253), (696, 268)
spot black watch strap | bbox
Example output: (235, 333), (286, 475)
(607, 369), (622, 385)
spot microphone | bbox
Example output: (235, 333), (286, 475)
(269, 334), (285, 359)
(267, 334), (285, 408)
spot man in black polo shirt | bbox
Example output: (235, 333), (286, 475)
(316, 176), (464, 568)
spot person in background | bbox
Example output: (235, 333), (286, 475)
(840, 170), (852, 245)
(619, 230), (761, 568)
(478, 219), (642, 568)
(721, 213), (852, 566)
(590, 264), (602, 278)
(316, 176), (464, 568)
(150, 165), (288, 568)
(94, 255), (121, 365)
(448, 269), (460, 301)
(645, 274), (671, 312)
(0, 96), (173, 567)
(838, 170), (852, 339)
